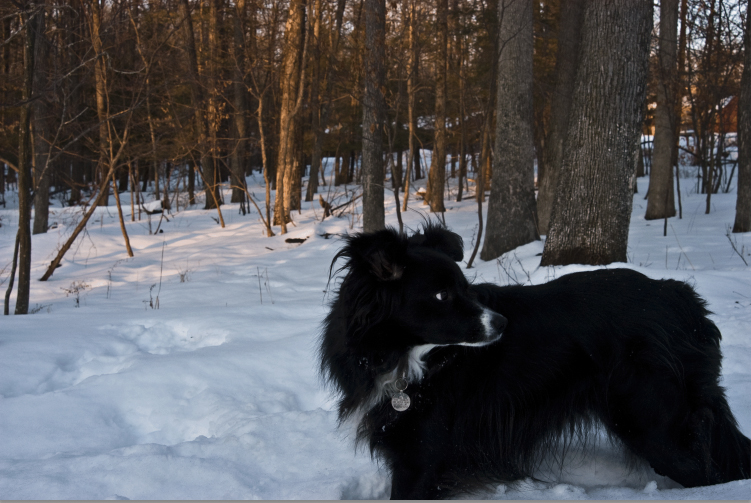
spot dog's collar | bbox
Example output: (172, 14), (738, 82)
(387, 348), (458, 412)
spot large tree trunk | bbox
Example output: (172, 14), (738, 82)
(32, 3), (50, 235)
(231, 0), (249, 204)
(361, 0), (386, 232)
(15, 3), (39, 315)
(480, 0), (539, 261)
(537, 0), (585, 235)
(274, 0), (307, 232)
(426, 0), (448, 212)
(645, 0), (678, 220)
(732, 9), (751, 232)
(540, 0), (652, 266)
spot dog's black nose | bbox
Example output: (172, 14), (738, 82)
(491, 313), (507, 334)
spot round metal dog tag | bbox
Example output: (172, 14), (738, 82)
(392, 391), (411, 411)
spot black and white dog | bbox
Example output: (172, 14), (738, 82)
(319, 225), (750, 499)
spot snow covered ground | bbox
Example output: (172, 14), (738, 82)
(1, 159), (750, 499)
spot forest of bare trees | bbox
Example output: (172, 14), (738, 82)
(1, 0), (748, 313)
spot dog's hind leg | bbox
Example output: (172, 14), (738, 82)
(645, 404), (749, 487)
(705, 396), (751, 483)
(601, 372), (749, 487)
(604, 404), (720, 487)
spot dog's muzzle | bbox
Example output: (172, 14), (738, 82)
(458, 308), (507, 347)
(481, 308), (507, 341)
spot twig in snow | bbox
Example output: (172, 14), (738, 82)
(725, 225), (748, 266)
(257, 266), (264, 304)
(154, 240), (165, 308)
(669, 224), (695, 270)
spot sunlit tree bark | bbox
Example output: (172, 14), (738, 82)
(537, 0), (585, 235)
(541, 0), (652, 266)
(274, 0), (307, 232)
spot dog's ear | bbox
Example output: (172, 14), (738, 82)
(408, 224), (464, 261)
(340, 228), (407, 281)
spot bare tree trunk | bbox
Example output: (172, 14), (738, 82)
(541, 0), (652, 266)
(274, 0), (308, 232)
(178, 0), (212, 211)
(289, 118), (304, 212)
(733, 9), (750, 232)
(32, 2), (50, 235)
(673, 0), (687, 220)
(481, 0), (539, 261)
(4, 233), (20, 315)
(111, 174), (134, 257)
(395, 146), (403, 190)
(402, 0), (418, 211)
(636, 139), (645, 177)
(537, 0), (585, 235)
(645, 0), (678, 220)
(129, 2), (160, 205)
(147, 95), (159, 200)
(468, 75), (497, 270)
(305, 0), (324, 202)
(129, 162), (135, 220)
(361, 0), (386, 232)
(188, 160), (195, 204)
(94, 0), (137, 251)
(477, 91), (495, 204)
(205, 0), (222, 210)
(91, 0), (108, 204)
(305, 0), (346, 202)
(248, 0), (279, 234)
(256, 92), (275, 237)
(426, 0), (448, 213)
(466, 121), (490, 269)
(456, 0), (466, 202)
(675, 0), (687, 156)
(231, 0), (249, 205)
(15, 3), (39, 315)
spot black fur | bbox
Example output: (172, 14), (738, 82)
(320, 225), (751, 499)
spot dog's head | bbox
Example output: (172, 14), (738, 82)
(328, 223), (506, 356)
(321, 224), (507, 420)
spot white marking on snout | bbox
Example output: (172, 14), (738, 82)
(481, 308), (496, 338)
(461, 306), (504, 347)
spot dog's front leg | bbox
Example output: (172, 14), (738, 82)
(389, 464), (452, 500)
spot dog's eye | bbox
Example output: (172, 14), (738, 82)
(435, 290), (448, 301)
